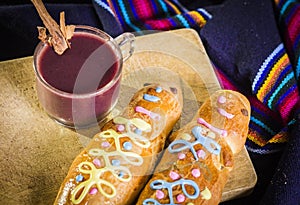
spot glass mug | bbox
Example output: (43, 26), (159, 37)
(33, 25), (135, 128)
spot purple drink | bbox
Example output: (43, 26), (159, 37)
(38, 32), (119, 94)
(33, 26), (134, 128)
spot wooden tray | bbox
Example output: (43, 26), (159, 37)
(0, 29), (256, 204)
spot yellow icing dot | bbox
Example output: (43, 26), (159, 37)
(131, 118), (151, 131)
(187, 203), (194, 205)
(201, 187), (212, 200)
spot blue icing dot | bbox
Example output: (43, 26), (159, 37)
(75, 174), (84, 182)
(123, 141), (133, 151)
(118, 171), (124, 178)
(134, 128), (142, 135)
(155, 87), (162, 93)
(143, 94), (160, 102)
(112, 159), (120, 166)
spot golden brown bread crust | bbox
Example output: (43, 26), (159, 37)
(197, 90), (250, 155)
(137, 90), (250, 205)
(54, 84), (182, 205)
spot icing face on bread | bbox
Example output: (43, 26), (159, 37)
(137, 90), (251, 205)
(198, 90), (251, 154)
(54, 84), (183, 205)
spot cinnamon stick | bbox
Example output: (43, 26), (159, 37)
(31, 0), (75, 55)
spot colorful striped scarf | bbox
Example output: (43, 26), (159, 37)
(92, 0), (300, 155)
(93, 0), (212, 34)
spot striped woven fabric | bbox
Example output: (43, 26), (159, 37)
(275, 0), (300, 80)
(245, 0), (300, 154)
(214, 60), (297, 154)
(205, 0), (300, 154)
(93, 0), (300, 154)
(248, 43), (299, 154)
(93, 0), (212, 32)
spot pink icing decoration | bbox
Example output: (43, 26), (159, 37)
(169, 171), (180, 180)
(93, 158), (101, 167)
(178, 153), (186, 160)
(197, 118), (228, 137)
(101, 141), (110, 148)
(89, 187), (98, 195)
(192, 168), (201, 178)
(197, 150), (206, 159)
(116, 124), (125, 132)
(217, 108), (234, 119)
(156, 190), (165, 200)
(135, 106), (160, 120)
(135, 106), (150, 115)
(218, 95), (226, 104)
(176, 194), (185, 203)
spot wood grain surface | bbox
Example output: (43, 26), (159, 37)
(0, 29), (256, 205)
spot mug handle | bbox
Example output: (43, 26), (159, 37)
(114, 33), (135, 62)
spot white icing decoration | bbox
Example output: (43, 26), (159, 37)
(148, 108), (166, 140)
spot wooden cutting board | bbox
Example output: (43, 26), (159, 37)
(0, 28), (256, 205)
